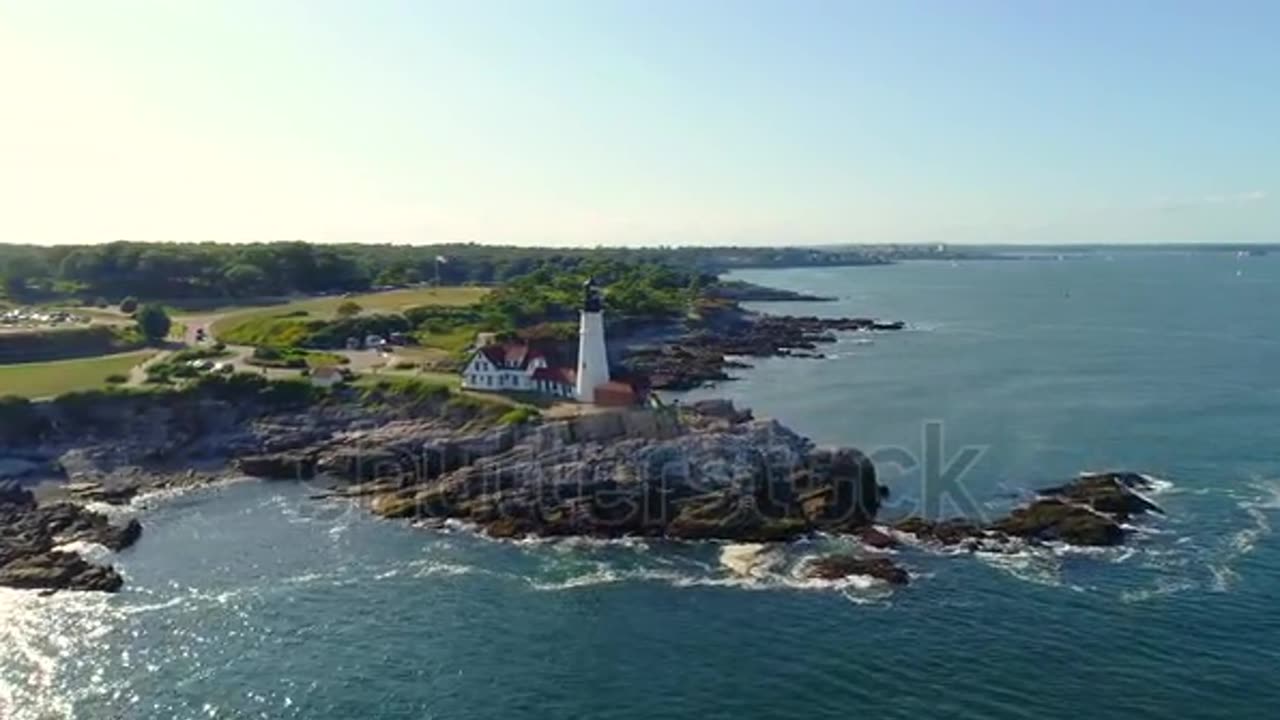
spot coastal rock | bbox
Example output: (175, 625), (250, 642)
(803, 554), (909, 585)
(625, 308), (905, 391)
(236, 452), (317, 480)
(0, 551), (124, 593)
(361, 410), (882, 542)
(857, 526), (898, 549)
(1040, 471), (1163, 518)
(66, 481), (139, 505)
(0, 499), (139, 592)
(989, 499), (1125, 546)
(893, 517), (984, 546)
(687, 399), (753, 424)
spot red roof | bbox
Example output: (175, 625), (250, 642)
(478, 342), (545, 369)
(531, 366), (576, 385)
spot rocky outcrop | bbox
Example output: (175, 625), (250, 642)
(892, 517), (985, 546)
(66, 481), (139, 505)
(627, 310), (905, 391)
(0, 551), (123, 592)
(236, 452), (318, 481)
(989, 499), (1124, 546)
(803, 554), (909, 585)
(0, 488), (139, 593)
(1039, 471), (1163, 519)
(353, 404), (883, 542)
(894, 470), (1161, 550)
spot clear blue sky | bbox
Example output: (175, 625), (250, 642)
(1, 0), (1277, 245)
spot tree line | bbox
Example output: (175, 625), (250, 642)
(0, 240), (904, 305)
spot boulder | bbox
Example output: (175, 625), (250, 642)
(688, 399), (753, 424)
(893, 517), (983, 545)
(857, 526), (898, 549)
(989, 499), (1125, 546)
(803, 554), (909, 585)
(0, 551), (123, 592)
(1041, 472), (1162, 518)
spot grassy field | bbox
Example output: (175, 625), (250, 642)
(0, 350), (155, 399)
(207, 286), (490, 337)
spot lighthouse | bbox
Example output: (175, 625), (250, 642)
(575, 277), (610, 403)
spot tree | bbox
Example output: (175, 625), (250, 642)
(119, 296), (139, 314)
(136, 304), (172, 344)
(335, 300), (363, 318)
(223, 264), (268, 297)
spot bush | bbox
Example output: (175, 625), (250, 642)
(119, 296), (138, 314)
(104, 374), (128, 384)
(136, 304), (172, 344)
(335, 300), (363, 318)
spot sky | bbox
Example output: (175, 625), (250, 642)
(1, 0), (1278, 247)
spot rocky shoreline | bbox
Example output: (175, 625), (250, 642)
(625, 308), (906, 391)
(0, 481), (141, 593)
(0, 304), (1164, 595)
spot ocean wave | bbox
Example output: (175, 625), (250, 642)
(51, 539), (115, 564)
(719, 543), (784, 578)
(974, 548), (1062, 587)
(522, 546), (898, 603)
(412, 561), (481, 578)
(1139, 473), (1176, 494)
(1203, 476), (1279, 591)
(1120, 577), (1198, 603)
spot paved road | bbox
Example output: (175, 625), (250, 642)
(180, 311), (398, 378)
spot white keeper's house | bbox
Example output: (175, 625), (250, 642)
(460, 341), (577, 398)
(460, 278), (640, 405)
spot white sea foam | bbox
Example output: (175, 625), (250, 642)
(1120, 577), (1197, 603)
(413, 561), (480, 578)
(718, 543), (784, 578)
(51, 540), (114, 564)
(1139, 473), (1176, 494)
(975, 548), (1062, 587)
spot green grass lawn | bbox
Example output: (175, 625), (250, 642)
(207, 286), (490, 338)
(0, 350), (156, 399)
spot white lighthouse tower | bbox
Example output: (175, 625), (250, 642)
(575, 277), (610, 403)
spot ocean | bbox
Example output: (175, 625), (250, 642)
(4, 253), (1279, 719)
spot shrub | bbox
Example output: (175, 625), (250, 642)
(119, 296), (138, 314)
(105, 374), (128, 384)
(135, 304), (172, 344)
